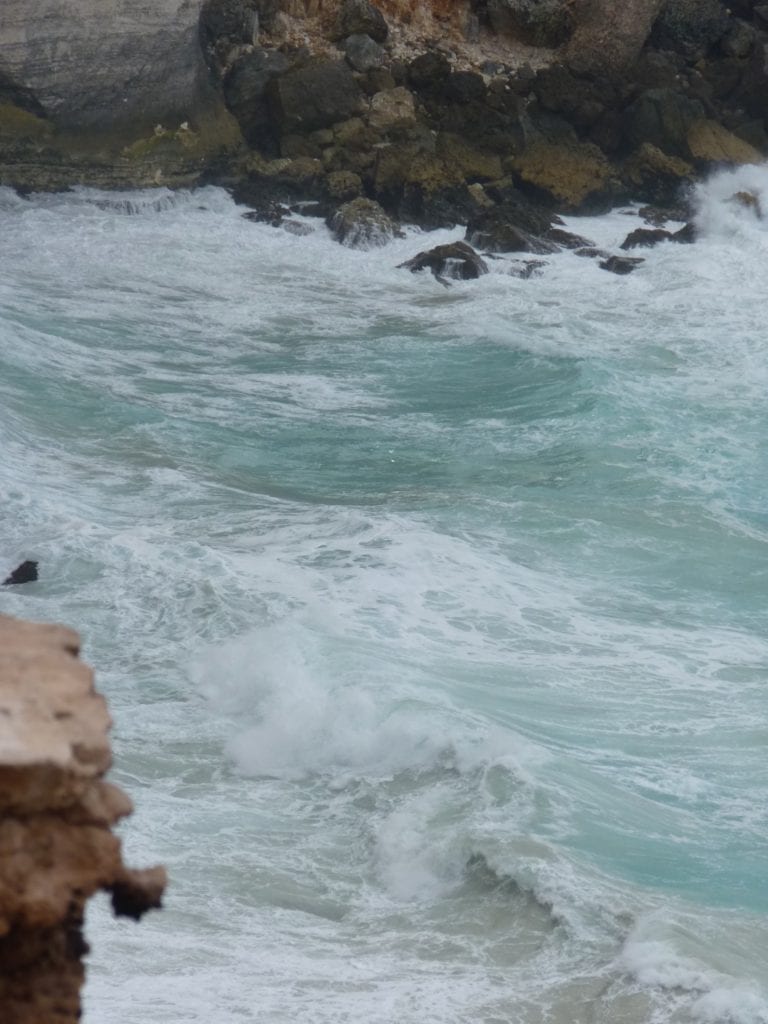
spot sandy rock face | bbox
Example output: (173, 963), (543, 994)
(0, 614), (165, 1024)
(0, 0), (208, 129)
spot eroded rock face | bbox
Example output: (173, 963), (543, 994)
(0, 0), (210, 130)
(0, 614), (166, 1024)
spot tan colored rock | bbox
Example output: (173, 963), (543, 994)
(0, 614), (165, 1024)
(686, 119), (764, 165)
(368, 87), (417, 133)
(508, 139), (616, 208)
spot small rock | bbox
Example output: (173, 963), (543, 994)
(325, 170), (363, 202)
(398, 240), (489, 284)
(283, 220), (314, 236)
(328, 197), (401, 247)
(574, 247), (610, 259)
(620, 227), (675, 249)
(332, 0), (388, 43)
(599, 255), (645, 275)
(545, 227), (595, 249)
(344, 33), (385, 73)
(730, 190), (763, 217)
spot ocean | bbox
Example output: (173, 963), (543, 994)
(0, 167), (766, 1024)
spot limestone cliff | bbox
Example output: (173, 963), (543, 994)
(0, 615), (165, 1024)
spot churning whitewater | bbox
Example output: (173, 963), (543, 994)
(1, 167), (767, 1024)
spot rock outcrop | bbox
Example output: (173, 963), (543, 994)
(0, 614), (165, 1024)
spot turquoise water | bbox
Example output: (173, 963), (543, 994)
(1, 171), (767, 1023)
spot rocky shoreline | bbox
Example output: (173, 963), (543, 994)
(1, 0), (767, 245)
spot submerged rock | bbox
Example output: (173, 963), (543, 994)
(465, 199), (557, 253)
(398, 241), (489, 284)
(621, 223), (696, 249)
(328, 197), (402, 247)
(599, 255), (645, 274)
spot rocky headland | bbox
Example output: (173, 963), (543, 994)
(0, 0), (767, 251)
(0, 614), (165, 1024)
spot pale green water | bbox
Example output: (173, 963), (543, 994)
(0, 174), (767, 1023)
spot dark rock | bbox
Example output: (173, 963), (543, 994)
(363, 67), (397, 95)
(720, 20), (756, 59)
(223, 48), (290, 147)
(0, 69), (47, 119)
(344, 34), (385, 72)
(599, 255), (645, 274)
(545, 226), (595, 248)
(574, 246), (610, 259)
(621, 226), (675, 248)
(200, 0), (261, 69)
(483, 0), (572, 47)
(465, 199), (557, 252)
(407, 52), (452, 93)
(638, 202), (692, 225)
(652, 0), (731, 59)
(506, 259), (547, 278)
(242, 201), (290, 226)
(533, 63), (617, 130)
(324, 169), (363, 202)
(445, 71), (487, 104)
(622, 143), (695, 205)
(732, 41), (768, 119)
(398, 240), (489, 284)
(624, 88), (705, 157)
(2, 560), (38, 586)
(332, 0), (388, 43)
(267, 60), (364, 133)
(756, 5), (768, 28)
(328, 197), (402, 247)
(671, 221), (697, 242)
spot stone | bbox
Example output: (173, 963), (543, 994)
(508, 139), (617, 210)
(368, 87), (417, 132)
(624, 88), (706, 158)
(720, 20), (756, 59)
(325, 169), (363, 201)
(465, 197), (556, 252)
(652, 0), (731, 59)
(407, 51), (452, 93)
(0, 0), (210, 130)
(620, 226), (676, 249)
(686, 119), (764, 164)
(267, 59), (364, 134)
(344, 34), (385, 73)
(332, 0), (388, 43)
(730, 190), (763, 216)
(2, 560), (38, 585)
(397, 241), (489, 284)
(0, 613), (165, 1023)
(621, 142), (696, 205)
(484, 0), (572, 47)
(445, 71), (487, 104)
(546, 227), (595, 249)
(223, 48), (290, 145)
(599, 255), (645, 274)
(328, 197), (402, 247)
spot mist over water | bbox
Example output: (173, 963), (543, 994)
(1, 169), (767, 1024)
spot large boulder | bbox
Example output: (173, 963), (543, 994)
(621, 142), (695, 204)
(368, 87), (417, 132)
(267, 60), (365, 134)
(344, 34), (386, 72)
(651, 0), (731, 59)
(0, 0), (209, 130)
(624, 88), (706, 158)
(331, 0), (388, 43)
(686, 119), (764, 164)
(328, 197), (402, 247)
(508, 139), (618, 210)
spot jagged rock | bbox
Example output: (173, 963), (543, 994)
(325, 169), (363, 201)
(266, 59), (364, 134)
(242, 202), (290, 226)
(223, 48), (290, 146)
(671, 221), (696, 242)
(639, 201), (693, 225)
(0, 614), (165, 1023)
(344, 34), (385, 73)
(398, 240), (489, 284)
(686, 119), (763, 164)
(575, 246), (610, 259)
(484, 0), (572, 47)
(200, 0), (260, 71)
(624, 88), (706, 158)
(652, 0), (731, 59)
(599, 255), (645, 274)
(328, 197), (402, 247)
(506, 259), (547, 278)
(445, 71), (487, 104)
(2, 560), (38, 585)
(368, 87), (417, 132)
(466, 198), (556, 252)
(332, 0), (388, 43)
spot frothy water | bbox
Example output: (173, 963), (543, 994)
(1, 168), (767, 1024)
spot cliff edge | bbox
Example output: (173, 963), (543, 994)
(0, 614), (166, 1024)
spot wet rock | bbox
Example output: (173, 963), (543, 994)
(200, 0), (260, 71)
(325, 169), (363, 202)
(398, 240), (489, 284)
(344, 33), (385, 73)
(282, 219), (314, 236)
(465, 198), (556, 252)
(671, 222), (696, 242)
(328, 197), (402, 247)
(599, 255), (645, 274)
(620, 226), (676, 249)
(731, 190), (763, 216)
(267, 59), (364, 134)
(445, 71), (487, 104)
(332, 0), (388, 44)
(574, 246), (610, 259)
(2, 560), (38, 585)
(639, 201), (693, 225)
(621, 143), (695, 205)
(545, 227), (595, 249)
(242, 201), (290, 225)
(506, 259), (547, 278)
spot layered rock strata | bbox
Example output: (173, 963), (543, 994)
(0, 615), (165, 1024)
